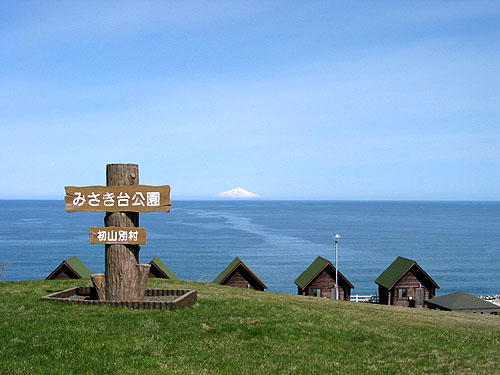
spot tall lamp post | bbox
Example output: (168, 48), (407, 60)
(334, 234), (340, 300)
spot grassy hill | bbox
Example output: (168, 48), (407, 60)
(1, 279), (499, 375)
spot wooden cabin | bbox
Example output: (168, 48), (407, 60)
(425, 292), (500, 314)
(46, 256), (92, 280)
(148, 256), (179, 280)
(375, 256), (439, 308)
(213, 257), (267, 291)
(294, 256), (354, 300)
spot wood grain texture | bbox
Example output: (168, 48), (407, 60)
(223, 270), (265, 291)
(91, 273), (106, 301)
(301, 271), (350, 300)
(103, 164), (150, 302)
(390, 271), (432, 308)
(89, 227), (146, 245)
(107, 163), (138, 187)
(134, 264), (151, 301)
(64, 185), (171, 213)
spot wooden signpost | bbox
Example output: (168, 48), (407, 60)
(65, 185), (171, 213)
(89, 227), (147, 245)
(65, 164), (170, 302)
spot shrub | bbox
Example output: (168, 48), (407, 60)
(0, 259), (9, 280)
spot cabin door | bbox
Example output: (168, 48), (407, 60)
(415, 287), (424, 306)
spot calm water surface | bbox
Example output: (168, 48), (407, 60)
(0, 200), (498, 296)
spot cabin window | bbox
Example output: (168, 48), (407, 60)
(313, 289), (321, 297)
(398, 288), (407, 298)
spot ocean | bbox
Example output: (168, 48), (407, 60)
(0, 200), (498, 297)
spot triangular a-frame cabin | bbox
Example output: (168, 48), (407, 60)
(375, 256), (439, 308)
(213, 257), (267, 291)
(294, 256), (354, 300)
(148, 256), (179, 280)
(46, 256), (92, 280)
(425, 292), (500, 314)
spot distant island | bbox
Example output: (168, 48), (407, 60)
(216, 187), (260, 199)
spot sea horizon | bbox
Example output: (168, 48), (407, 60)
(1, 200), (499, 298)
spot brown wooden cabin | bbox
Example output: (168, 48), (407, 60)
(213, 257), (267, 291)
(148, 256), (179, 280)
(375, 256), (439, 308)
(294, 256), (354, 300)
(46, 256), (92, 280)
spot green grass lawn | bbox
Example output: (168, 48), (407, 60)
(1, 279), (499, 375)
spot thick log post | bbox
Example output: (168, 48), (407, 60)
(104, 164), (150, 301)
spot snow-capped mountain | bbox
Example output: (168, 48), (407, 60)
(216, 187), (260, 199)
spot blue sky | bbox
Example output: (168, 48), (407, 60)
(1, 1), (498, 200)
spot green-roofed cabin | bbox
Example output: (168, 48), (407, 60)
(294, 256), (354, 300)
(425, 292), (500, 314)
(148, 256), (179, 280)
(295, 257), (354, 301)
(46, 256), (92, 280)
(375, 256), (439, 308)
(213, 257), (267, 291)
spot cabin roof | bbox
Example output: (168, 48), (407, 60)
(65, 256), (92, 278)
(375, 256), (439, 290)
(46, 256), (92, 279)
(149, 256), (179, 280)
(294, 256), (354, 290)
(425, 292), (500, 312)
(213, 257), (267, 289)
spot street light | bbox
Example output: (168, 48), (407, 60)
(334, 234), (340, 300)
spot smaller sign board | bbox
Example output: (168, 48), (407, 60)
(89, 227), (147, 245)
(65, 185), (171, 213)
